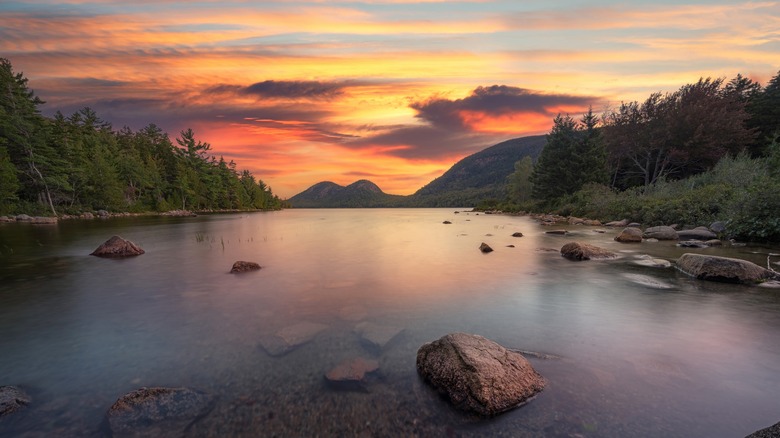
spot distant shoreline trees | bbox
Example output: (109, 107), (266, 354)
(0, 58), (284, 216)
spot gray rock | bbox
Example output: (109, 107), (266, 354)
(746, 420), (780, 438)
(634, 255), (672, 268)
(230, 261), (261, 273)
(416, 333), (545, 416)
(677, 228), (717, 241)
(15, 214), (32, 221)
(354, 322), (403, 352)
(81, 212), (95, 219)
(479, 242), (494, 253)
(615, 227), (643, 243)
(561, 242), (618, 261)
(621, 273), (675, 289)
(0, 386), (30, 418)
(30, 216), (57, 224)
(678, 240), (709, 248)
(106, 387), (216, 438)
(605, 219), (629, 227)
(0, 216), (13, 222)
(705, 239), (723, 247)
(677, 253), (779, 284)
(90, 235), (145, 258)
(709, 221), (727, 234)
(643, 226), (678, 240)
(97, 209), (109, 217)
(259, 322), (328, 356)
(628, 222), (641, 228)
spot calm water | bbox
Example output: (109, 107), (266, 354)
(1, 209), (779, 437)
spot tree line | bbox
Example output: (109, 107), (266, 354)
(501, 70), (780, 240)
(0, 58), (284, 216)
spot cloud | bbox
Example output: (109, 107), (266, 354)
(207, 80), (349, 100)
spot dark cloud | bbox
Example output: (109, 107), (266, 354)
(206, 80), (348, 100)
(346, 124), (497, 160)
(410, 85), (596, 130)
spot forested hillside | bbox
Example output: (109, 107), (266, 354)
(0, 58), (283, 216)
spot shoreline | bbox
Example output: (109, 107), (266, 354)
(0, 208), (282, 224)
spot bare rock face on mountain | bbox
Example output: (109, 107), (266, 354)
(90, 235), (145, 258)
(106, 387), (216, 438)
(560, 242), (618, 261)
(677, 253), (779, 284)
(416, 333), (545, 416)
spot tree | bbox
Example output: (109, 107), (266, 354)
(747, 70), (780, 154)
(507, 156), (533, 204)
(0, 143), (19, 212)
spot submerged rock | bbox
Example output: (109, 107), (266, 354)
(678, 240), (709, 248)
(676, 253), (779, 284)
(259, 322), (329, 356)
(545, 230), (567, 235)
(0, 386), (30, 418)
(615, 227), (643, 243)
(106, 387), (216, 438)
(643, 226), (678, 240)
(746, 420), (780, 438)
(90, 235), (145, 258)
(622, 273), (675, 289)
(560, 242), (618, 261)
(479, 242), (494, 253)
(416, 333), (545, 416)
(354, 322), (404, 352)
(230, 261), (261, 273)
(633, 255), (672, 268)
(677, 227), (717, 241)
(324, 357), (380, 391)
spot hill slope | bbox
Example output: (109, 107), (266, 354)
(287, 179), (405, 208)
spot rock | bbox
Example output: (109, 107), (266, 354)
(567, 216), (585, 225)
(161, 210), (197, 217)
(416, 333), (545, 416)
(643, 226), (678, 240)
(0, 216), (13, 222)
(583, 219), (602, 226)
(90, 235), (145, 258)
(678, 240), (709, 248)
(705, 239), (722, 247)
(479, 242), (493, 253)
(506, 245), (515, 248)
(443, 221), (452, 224)
(324, 357), (380, 391)
(676, 253), (779, 284)
(511, 232), (524, 237)
(644, 238), (659, 243)
(621, 273), (675, 289)
(746, 420), (780, 438)
(30, 216), (57, 224)
(634, 255), (672, 268)
(709, 221), (727, 234)
(97, 209), (109, 218)
(0, 386), (30, 418)
(560, 242), (618, 261)
(15, 214), (32, 221)
(338, 305), (368, 322)
(106, 387), (216, 438)
(615, 227), (643, 243)
(259, 322), (328, 356)
(545, 230), (567, 235)
(354, 322), (403, 352)
(628, 222), (641, 227)
(605, 219), (629, 227)
(230, 261), (261, 273)
(677, 228), (717, 241)
(81, 212), (95, 219)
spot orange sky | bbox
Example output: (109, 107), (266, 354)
(2, 0), (778, 197)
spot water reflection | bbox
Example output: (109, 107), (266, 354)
(1, 210), (779, 437)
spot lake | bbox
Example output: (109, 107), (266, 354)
(1, 209), (779, 437)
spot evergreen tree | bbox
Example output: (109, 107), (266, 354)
(507, 156), (533, 205)
(531, 114), (579, 201)
(748, 70), (780, 152)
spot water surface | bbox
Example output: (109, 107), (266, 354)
(1, 209), (779, 437)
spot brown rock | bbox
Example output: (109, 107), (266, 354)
(416, 333), (545, 416)
(545, 230), (567, 235)
(643, 226), (678, 240)
(0, 386), (30, 418)
(677, 228), (717, 241)
(259, 322), (329, 356)
(325, 357), (380, 391)
(230, 261), (261, 273)
(583, 219), (602, 226)
(90, 235), (145, 258)
(677, 253), (779, 284)
(479, 242), (494, 253)
(511, 232), (524, 237)
(615, 227), (643, 243)
(560, 242), (618, 261)
(106, 387), (216, 438)
(605, 219), (629, 227)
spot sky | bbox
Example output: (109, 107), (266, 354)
(1, 1), (778, 198)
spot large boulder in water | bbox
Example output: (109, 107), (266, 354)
(615, 227), (643, 243)
(0, 386), (30, 418)
(677, 253), (779, 284)
(560, 242), (618, 261)
(90, 235), (145, 258)
(677, 227), (717, 241)
(643, 226), (678, 240)
(416, 333), (545, 416)
(230, 261), (261, 273)
(106, 387), (216, 438)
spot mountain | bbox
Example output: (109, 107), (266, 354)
(408, 135), (546, 207)
(287, 179), (405, 208)
(288, 135), (547, 208)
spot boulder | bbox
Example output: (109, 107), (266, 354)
(677, 227), (717, 241)
(709, 221), (727, 234)
(583, 219), (602, 226)
(81, 212), (95, 219)
(479, 242), (493, 253)
(354, 322), (403, 352)
(568, 216), (585, 225)
(628, 222), (641, 228)
(15, 214), (32, 221)
(511, 232), (524, 237)
(545, 230), (567, 235)
(705, 239), (723, 247)
(643, 226), (678, 240)
(324, 357), (380, 391)
(0, 386), (30, 418)
(416, 333), (545, 416)
(0, 216), (13, 222)
(633, 255), (672, 268)
(90, 235), (145, 258)
(605, 219), (629, 227)
(259, 322), (328, 356)
(97, 209), (110, 218)
(106, 387), (216, 438)
(230, 261), (261, 273)
(443, 221), (452, 224)
(746, 420), (780, 438)
(615, 227), (643, 243)
(676, 253), (779, 284)
(621, 273), (675, 289)
(678, 240), (709, 248)
(561, 242), (618, 261)
(30, 216), (57, 224)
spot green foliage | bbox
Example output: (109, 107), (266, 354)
(0, 58), (283, 215)
(506, 156), (533, 205)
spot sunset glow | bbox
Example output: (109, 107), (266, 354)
(2, 0), (778, 197)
